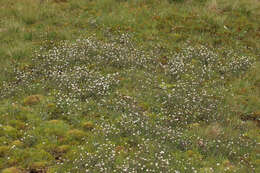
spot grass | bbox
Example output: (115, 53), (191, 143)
(0, 0), (260, 172)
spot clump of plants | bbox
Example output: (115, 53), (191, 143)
(0, 33), (258, 172)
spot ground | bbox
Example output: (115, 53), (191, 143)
(0, 0), (259, 172)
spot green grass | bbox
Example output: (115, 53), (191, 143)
(0, 0), (260, 172)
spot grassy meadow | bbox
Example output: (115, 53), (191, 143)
(0, 0), (260, 172)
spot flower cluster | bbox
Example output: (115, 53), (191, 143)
(0, 34), (257, 172)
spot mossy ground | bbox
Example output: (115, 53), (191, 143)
(0, 0), (260, 172)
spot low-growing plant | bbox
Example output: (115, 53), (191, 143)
(0, 0), (259, 172)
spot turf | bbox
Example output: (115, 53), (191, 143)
(0, 0), (259, 172)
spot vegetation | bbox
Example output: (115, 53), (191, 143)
(0, 0), (259, 172)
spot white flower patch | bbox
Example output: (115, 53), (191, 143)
(0, 33), (257, 172)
